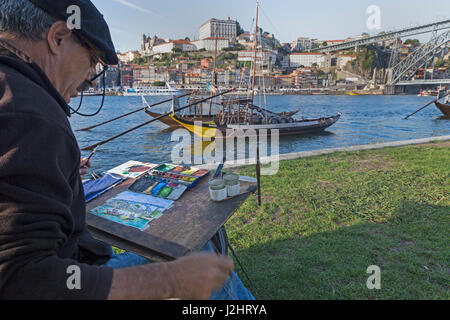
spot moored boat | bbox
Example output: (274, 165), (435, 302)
(170, 111), (341, 139)
(435, 101), (450, 117)
(124, 83), (180, 96)
(164, 2), (341, 139)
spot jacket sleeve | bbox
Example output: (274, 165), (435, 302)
(0, 112), (113, 299)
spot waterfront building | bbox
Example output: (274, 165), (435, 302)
(291, 37), (313, 52)
(99, 66), (120, 89)
(252, 75), (275, 89)
(291, 68), (319, 88)
(185, 73), (201, 85)
(336, 54), (357, 70)
(200, 58), (213, 69)
(274, 74), (294, 88)
(238, 50), (277, 66)
(280, 55), (290, 69)
(132, 65), (170, 87)
(141, 34), (166, 56)
(152, 39), (196, 55)
(200, 69), (213, 84)
(234, 68), (251, 87)
(289, 52), (331, 68)
(237, 33), (251, 42)
(199, 18), (238, 41)
(192, 37), (230, 52)
(117, 50), (141, 64)
(119, 65), (135, 87)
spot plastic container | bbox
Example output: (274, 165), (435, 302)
(208, 178), (227, 201)
(224, 174), (240, 197)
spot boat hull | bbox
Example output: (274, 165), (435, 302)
(170, 113), (342, 138)
(145, 109), (181, 127)
(145, 110), (217, 128)
(435, 101), (450, 117)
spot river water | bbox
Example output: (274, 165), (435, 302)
(69, 94), (450, 173)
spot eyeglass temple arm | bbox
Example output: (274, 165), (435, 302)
(90, 65), (109, 82)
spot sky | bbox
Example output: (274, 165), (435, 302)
(91, 0), (450, 52)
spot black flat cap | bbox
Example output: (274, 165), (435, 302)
(29, 0), (118, 65)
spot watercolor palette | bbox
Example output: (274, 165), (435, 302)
(129, 175), (188, 201)
(129, 164), (210, 200)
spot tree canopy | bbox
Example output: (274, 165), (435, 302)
(404, 39), (420, 47)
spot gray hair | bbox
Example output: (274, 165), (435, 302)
(0, 0), (54, 41)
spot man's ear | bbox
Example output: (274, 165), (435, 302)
(47, 21), (73, 56)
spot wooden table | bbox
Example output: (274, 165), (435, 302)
(86, 177), (256, 262)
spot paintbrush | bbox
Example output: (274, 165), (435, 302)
(81, 146), (99, 169)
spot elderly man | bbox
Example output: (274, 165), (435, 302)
(0, 0), (254, 300)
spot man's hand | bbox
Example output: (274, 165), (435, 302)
(79, 158), (91, 179)
(167, 252), (234, 300)
(107, 252), (235, 300)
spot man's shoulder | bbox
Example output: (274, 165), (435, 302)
(0, 62), (73, 135)
(0, 62), (60, 113)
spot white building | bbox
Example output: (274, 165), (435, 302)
(199, 18), (237, 41)
(192, 37), (230, 52)
(322, 40), (345, 47)
(289, 52), (332, 68)
(291, 37), (313, 52)
(336, 54), (357, 69)
(117, 50), (140, 63)
(152, 40), (196, 54)
(238, 50), (277, 66)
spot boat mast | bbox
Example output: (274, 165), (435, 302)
(250, 2), (259, 124)
(209, 23), (219, 116)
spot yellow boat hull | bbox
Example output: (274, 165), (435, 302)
(169, 114), (218, 139)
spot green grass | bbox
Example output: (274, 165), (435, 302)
(226, 143), (450, 300)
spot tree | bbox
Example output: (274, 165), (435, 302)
(172, 46), (182, 53)
(153, 81), (166, 87)
(322, 41), (328, 47)
(132, 56), (148, 66)
(358, 47), (374, 71)
(236, 21), (245, 36)
(312, 62), (318, 68)
(404, 39), (420, 47)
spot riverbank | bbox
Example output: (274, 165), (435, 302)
(89, 88), (390, 97)
(226, 140), (449, 299)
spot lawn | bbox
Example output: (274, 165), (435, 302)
(226, 142), (449, 300)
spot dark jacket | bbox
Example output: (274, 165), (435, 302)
(0, 40), (113, 299)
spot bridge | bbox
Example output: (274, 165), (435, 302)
(311, 19), (450, 53)
(388, 30), (449, 84)
(396, 79), (450, 85)
(310, 18), (450, 86)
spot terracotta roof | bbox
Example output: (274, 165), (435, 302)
(172, 39), (193, 45)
